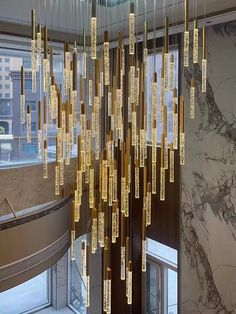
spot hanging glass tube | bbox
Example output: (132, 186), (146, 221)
(160, 133), (165, 201)
(31, 9), (36, 93)
(169, 54), (174, 91)
(184, 0), (189, 67)
(127, 261), (132, 305)
(104, 31), (110, 86)
(193, 20), (199, 64)
(112, 204), (117, 243)
(37, 24), (42, 65)
(135, 160), (139, 198)
(202, 26), (207, 93)
(26, 105), (31, 143)
(164, 17), (169, 90)
(38, 101), (42, 160)
(107, 269), (111, 314)
(20, 65), (25, 124)
(43, 27), (48, 93)
(129, 2), (135, 55)
(146, 183), (151, 226)
(43, 95), (47, 140)
(81, 241), (86, 277)
(92, 208), (97, 254)
(142, 209), (146, 272)
(86, 244), (90, 308)
(190, 78), (195, 119)
(43, 140), (48, 179)
(180, 96), (185, 165)
(91, 0), (97, 60)
(173, 97), (178, 150)
(169, 143), (174, 183)
(71, 204), (76, 261)
(55, 161), (60, 195)
(163, 105), (168, 170)
(82, 28), (87, 79)
(152, 162), (157, 195)
(152, 73), (158, 118)
(98, 208), (105, 247)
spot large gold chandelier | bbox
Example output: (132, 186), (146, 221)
(21, 0), (207, 311)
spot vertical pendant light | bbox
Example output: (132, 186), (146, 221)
(37, 24), (42, 65)
(202, 26), (207, 92)
(193, 20), (199, 63)
(71, 203), (76, 260)
(83, 28), (87, 78)
(184, 0), (189, 67)
(31, 9), (36, 93)
(129, 2), (135, 55)
(38, 101), (42, 160)
(86, 243), (90, 307)
(169, 143), (174, 182)
(43, 140), (48, 179)
(160, 133), (165, 201)
(91, 0), (97, 60)
(164, 16), (169, 89)
(20, 65), (25, 124)
(92, 207), (97, 253)
(104, 31), (110, 86)
(190, 78), (195, 119)
(43, 26), (48, 93)
(26, 105), (31, 143)
(179, 96), (185, 165)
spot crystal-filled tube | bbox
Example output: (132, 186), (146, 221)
(160, 167), (165, 201)
(104, 41), (110, 86)
(37, 30), (42, 65)
(152, 163), (156, 194)
(20, 95), (25, 124)
(81, 241), (86, 277)
(92, 218), (97, 254)
(127, 268), (132, 304)
(43, 145), (48, 179)
(193, 23), (199, 64)
(180, 132), (185, 165)
(140, 129), (145, 167)
(86, 275), (90, 307)
(202, 59), (207, 93)
(169, 55), (174, 91)
(71, 230), (75, 260)
(190, 84), (195, 119)
(82, 52), (86, 79)
(112, 210), (117, 243)
(55, 163), (60, 195)
(91, 17), (97, 60)
(38, 129), (42, 160)
(98, 211), (105, 247)
(31, 39), (36, 93)
(129, 11), (135, 55)
(164, 53), (169, 90)
(135, 165), (139, 198)
(43, 58), (48, 93)
(184, 31), (189, 67)
(26, 111), (31, 143)
(142, 240), (146, 272)
(121, 246), (126, 280)
(170, 146), (174, 183)
(89, 79), (93, 106)
(173, 112), (178, 150)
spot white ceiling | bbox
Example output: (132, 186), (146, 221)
(0, 0), (235, 41)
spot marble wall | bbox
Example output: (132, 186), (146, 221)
(181, 21), (236, 313)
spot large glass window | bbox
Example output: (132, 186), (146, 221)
(0, 269), (51, 314)
(146, 239), (178, 314)
(146, 48), (179, 145)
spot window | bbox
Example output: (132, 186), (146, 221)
(146, 239), (178, 314)
(25, 79), (32, 90)
(5, 93), (10, 98)
(5, 66), (10, 72)
(5, 84), (10, 89)
(0, 67), (2, 71)
(146, 48), (179, 145)
(0, 84), (2, 89)
(5, 58), (10, 63)
(0, 93), (2, 98)
(0, 100), (12, 115)
(22, 143), (37, 153)
(0, 270), (51, 314)
(0, 58), (2, 62)
(68, 234), (102, 313)
(5, 76), (10, 80)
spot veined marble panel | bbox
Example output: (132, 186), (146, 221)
(181, 21), (236, 314)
